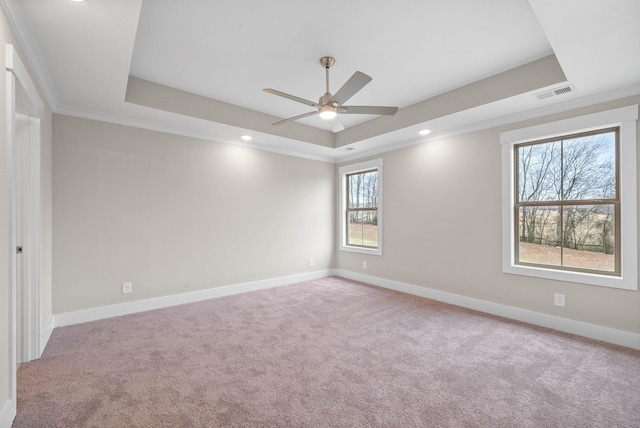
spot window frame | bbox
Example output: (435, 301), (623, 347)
(514, 127), (620, 275)
(501, 105), (638, 290)
(339, 158), (383, 255)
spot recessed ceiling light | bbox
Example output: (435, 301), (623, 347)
(71, 0), (86, 2)
(419, 129), (431, 136)
(240, 135), (252, 141)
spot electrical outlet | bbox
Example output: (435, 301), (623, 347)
(554, 293), (565, 307)
(363, 261), (367, 269)
(122, 282), (132, 294)
(309, 259), (314, 267)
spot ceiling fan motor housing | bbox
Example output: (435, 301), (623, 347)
(319, 93), (334, 106)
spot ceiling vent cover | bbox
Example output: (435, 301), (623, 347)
(535, 84), (576, 101)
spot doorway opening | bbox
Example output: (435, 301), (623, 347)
(6, 43), (44, 413)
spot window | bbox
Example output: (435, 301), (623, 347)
(501, 105), (637, 290)
(515, 128), (619, 274)
(339, 159), (383, 255)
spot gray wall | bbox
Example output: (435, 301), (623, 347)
(52, 115), (335, 314)
(337, 96), (640, 334)
(53, 98), (640, 335)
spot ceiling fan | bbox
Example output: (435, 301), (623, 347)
(263, 57), (398, 132)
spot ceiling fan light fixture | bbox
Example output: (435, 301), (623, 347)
(318, 107), (337, 120)
(265, 57), (398, 129)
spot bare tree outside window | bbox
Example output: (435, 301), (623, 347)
(515, 128), (619, 274)
(347, 169), (378, 248)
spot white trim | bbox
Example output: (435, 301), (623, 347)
(0, 399), (16, 428)
(7, 44), (44, 363)
(5, 45), (43, 114)
(47, 268), (640, 353)
(334, 269), (640, 351)
(54, 270), (333, 327)
(336, 83), (640, 163)
(500, 105), (638, 145)
(5, 44), (44, 422)
(55, 105), (337, 164)
(0, 0), (57, 109)
(39, 316), (54, 355)
(5, 44), (17, 428)
(338, 158), (383, 256)
(500, 105), (638, 290)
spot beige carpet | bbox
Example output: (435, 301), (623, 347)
(13, 277), (640, 427)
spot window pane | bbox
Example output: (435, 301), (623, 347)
(518, 142), (561, 202)
(561, 204), (615, 272)
(517, 206), (561, 266)
(562, 132), (616, 200)
(348, 171), (378, 209)
(340, 159), (383, 255)
(347, 209), (378, 247)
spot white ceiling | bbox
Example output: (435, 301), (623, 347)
(130, 0), (552, 127)
(5, 0), (640, 161)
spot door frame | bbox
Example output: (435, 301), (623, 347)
(6, 43), (43, 412)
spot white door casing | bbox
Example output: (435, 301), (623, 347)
(6, 43), (43, 413)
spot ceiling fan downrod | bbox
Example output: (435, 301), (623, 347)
(320, 56), (335, 106)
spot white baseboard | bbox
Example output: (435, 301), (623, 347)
(0, 399), (16, 428)
(334, 269), (640, 351)
(54, 270), (333, 328)
(50, 268), (640, 351)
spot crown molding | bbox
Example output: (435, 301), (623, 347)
(58, 82), (640, 166)
(55, 104), (338, 164)
(0, 0), (58, 109)
(336, 83), (640, 163)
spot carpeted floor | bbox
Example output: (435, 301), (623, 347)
(13, 277), (640, 427)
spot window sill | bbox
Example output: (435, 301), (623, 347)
(503, 263), (636, 290)
(340, 245), (382, 256)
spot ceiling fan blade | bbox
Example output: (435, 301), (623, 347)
(328, 116), (344, 133)
(263, 88), (318, 107)
(330, 71), (372, 106)
(341, 106), (398, 115)
(272, 111), (318, 125)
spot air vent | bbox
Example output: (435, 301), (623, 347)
(535, 84), (576, 101)
(553, 86), (573, 95)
